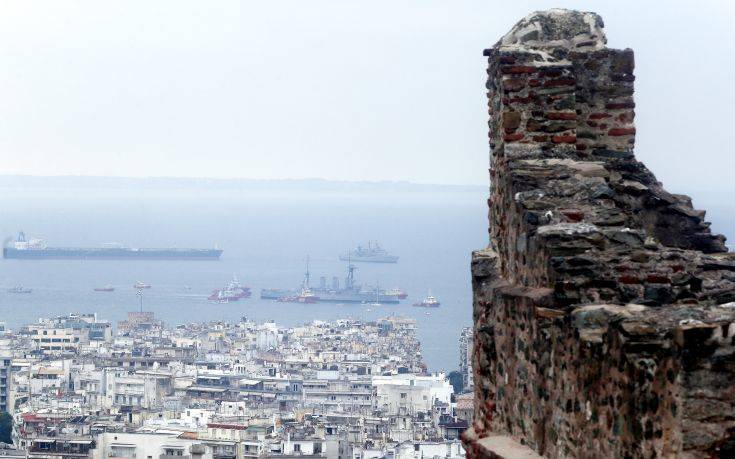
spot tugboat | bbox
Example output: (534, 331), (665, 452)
(339, 242), (399, 263)
(94, 285), (115, 292)
(277, 287), (319, 304)
(413, 294), (440, 308)
(7, 286), (32, 294)
(208, 275), (251, 302)
(133, 281), (151, 289)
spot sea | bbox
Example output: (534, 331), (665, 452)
(0, 179), (731, 373)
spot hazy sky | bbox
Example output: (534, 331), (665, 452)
(1, 1), (734, 189)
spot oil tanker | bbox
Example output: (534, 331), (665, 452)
(3, 232), (222, 260)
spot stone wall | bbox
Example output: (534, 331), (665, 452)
(463, 9), (735, 458)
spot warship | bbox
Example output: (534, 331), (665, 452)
(3, 232), (222, 260)
(261, 261), (403, 304)
(339, 242), (399, 263)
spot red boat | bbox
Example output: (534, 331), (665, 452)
(208, 275), (251, 302)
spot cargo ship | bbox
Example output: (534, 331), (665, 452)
(3, 232), (222, 260)
(261, 262), (402, 304)
(339, 242), (399, 263)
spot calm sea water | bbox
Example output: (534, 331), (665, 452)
(0, 183), (731, 372)
(0, 184), (487, 372)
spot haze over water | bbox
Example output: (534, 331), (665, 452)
(0, 180), (487, 372)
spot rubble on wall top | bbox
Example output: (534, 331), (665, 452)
(495, 9), (607, 52)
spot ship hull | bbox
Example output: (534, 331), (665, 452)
(261, 289), (399, 304)
(3, 247), (222, 260)
(338, 255), (399, 263)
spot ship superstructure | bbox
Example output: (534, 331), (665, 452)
(3, 232), (222, 260)
(261, 261), (403, 304)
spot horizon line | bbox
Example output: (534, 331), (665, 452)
(0, 173), (488, 189)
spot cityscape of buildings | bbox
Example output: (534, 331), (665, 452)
(0, 310), (474, 458)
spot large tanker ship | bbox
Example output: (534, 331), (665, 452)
(3, 232), (222, 260)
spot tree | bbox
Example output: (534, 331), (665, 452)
(0, 412), (11, 444)
(448, 370), (464, 394)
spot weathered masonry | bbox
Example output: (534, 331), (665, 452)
(463, 9), (735, 458)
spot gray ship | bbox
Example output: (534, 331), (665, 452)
(339, 242), (398, 263)
(3, 232), (222, 260)
(261, 262), (403, 304)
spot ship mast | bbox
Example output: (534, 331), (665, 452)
(303, 255), (310, 289)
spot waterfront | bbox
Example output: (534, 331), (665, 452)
(0, 183), (487, 372)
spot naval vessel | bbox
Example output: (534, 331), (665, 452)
(261, 262), (403, 304)
(339, 242), (399, 263)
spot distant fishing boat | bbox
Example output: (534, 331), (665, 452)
(7, 286), (31, 294)
(94, 285), (114, 292)
(133, 281), (151, 289)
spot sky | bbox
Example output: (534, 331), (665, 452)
(1, 0), (734, 190)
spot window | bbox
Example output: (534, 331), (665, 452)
(294, 444), (301, 452)
(400, 393), (407, 399)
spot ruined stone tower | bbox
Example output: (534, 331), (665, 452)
(463, 9), (735, 458)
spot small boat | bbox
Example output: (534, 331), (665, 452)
(413, 294), (440, 308)
(277, 287), (319, 304)
(94, 285), (115, 292)
(7, 286), (32, 294)
(366, 284), (382, 307)
(133, 281), (151, 289)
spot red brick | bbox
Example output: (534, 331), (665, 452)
(576, 144), (587, 150)
(562, 210), (584, 222)
(532, 135), (549, 142)
(588, 113), (612, 120)
(586, 121), (598, 128)
(618, 275), (642, 284)
(499, 55), (516, 64)
(507, 96), (534, 104)
(608, 127), (636, 136)
(605, 101), (636, 109)
(501, 65), (537, 74)
(543, 77), (576, 88)
(503, 78), (526, 92)
(528, 79), (541, 87)
(646, 274), (671, 284)
(503, 133), (524, 142)
(552, 134), (576, 144)
(538, 68), (563, 78)
(546, 112), (577, 120)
